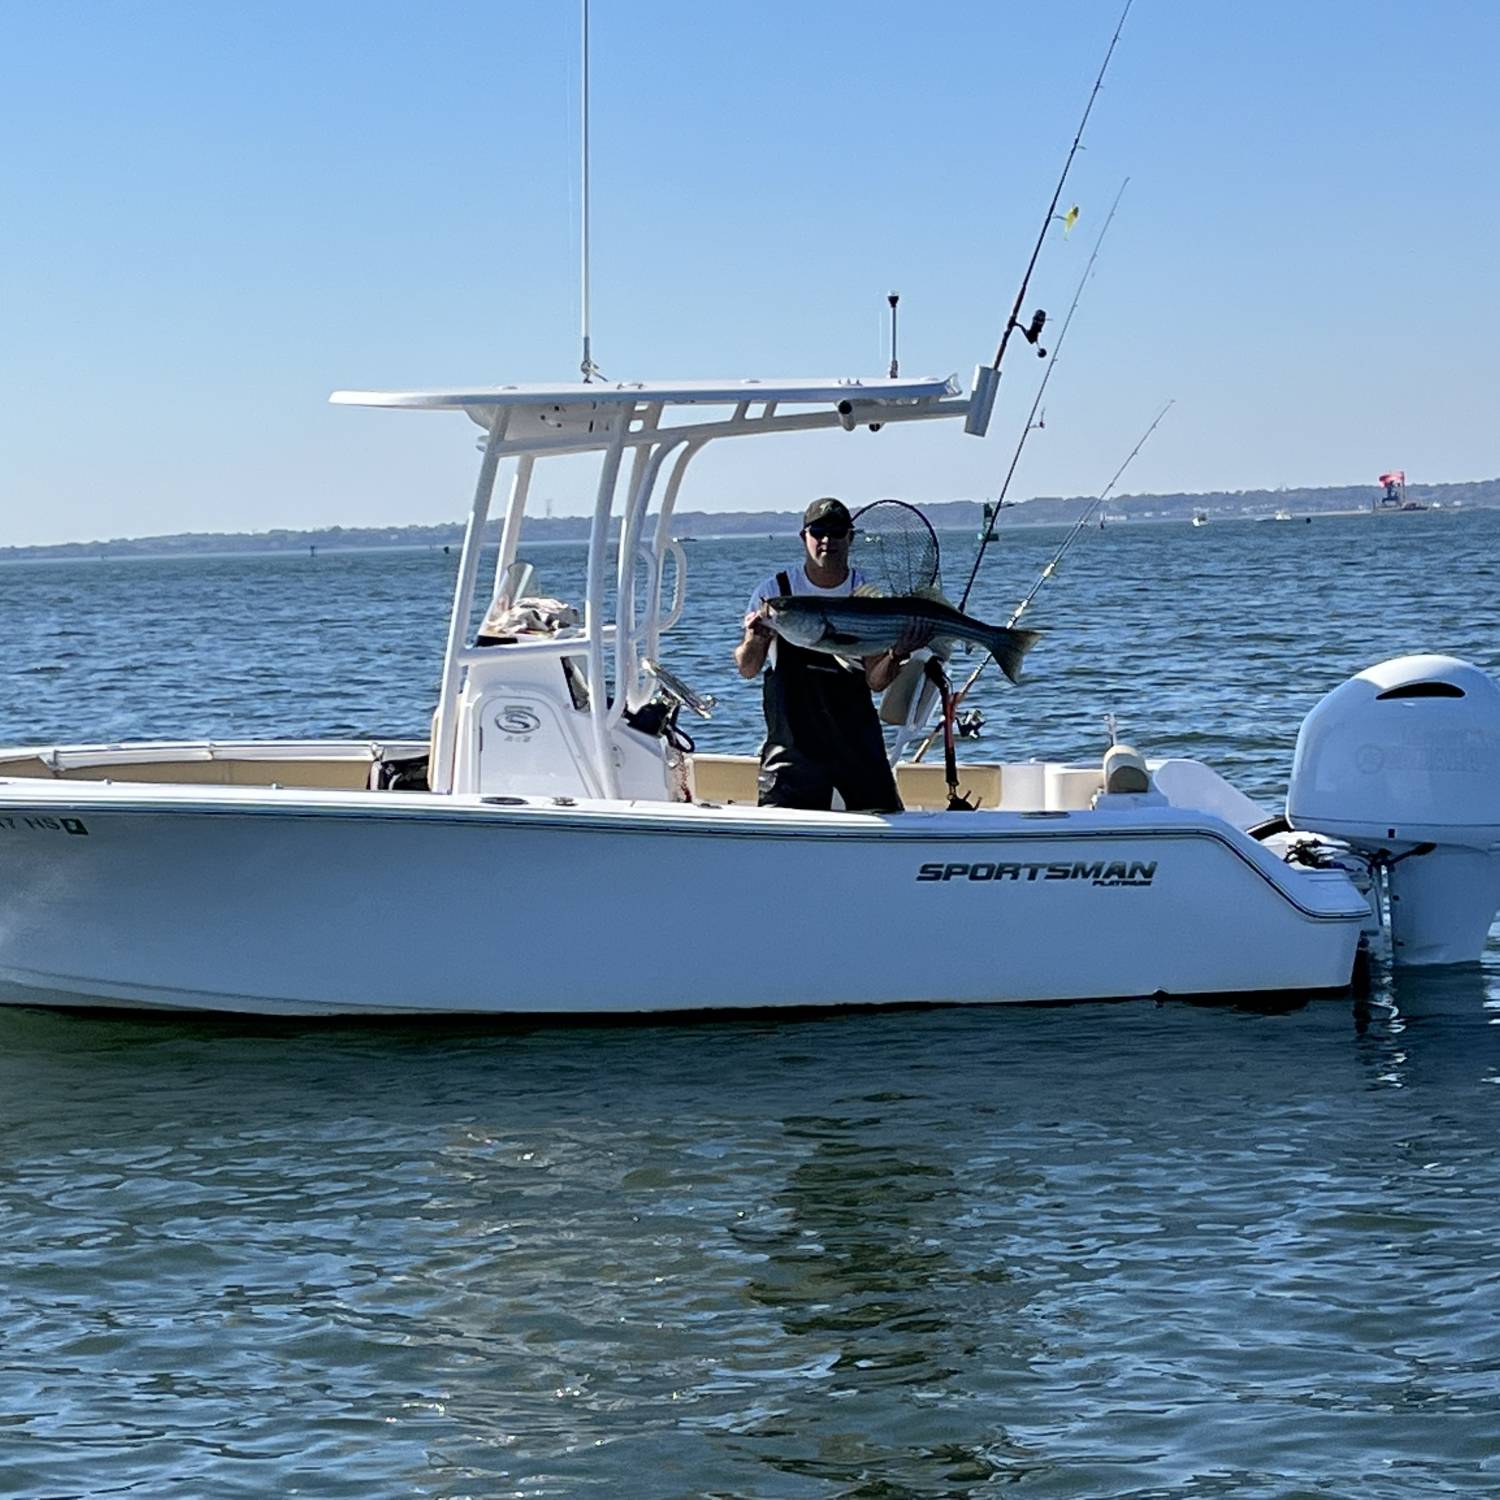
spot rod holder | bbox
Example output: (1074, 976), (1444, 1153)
(964, 365), (1000, 437)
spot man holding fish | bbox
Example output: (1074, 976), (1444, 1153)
(736, 497), (1041, 813)
(736, 497), (912, 813)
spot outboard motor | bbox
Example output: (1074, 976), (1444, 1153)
(1287, 655), (1500, 966)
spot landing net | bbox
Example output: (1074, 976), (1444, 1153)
(851, 499), (940, 598)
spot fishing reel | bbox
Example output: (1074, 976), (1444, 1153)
(1012, 308), (1048, 358)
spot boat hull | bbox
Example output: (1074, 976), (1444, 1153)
(0, 786), (1367, 1015)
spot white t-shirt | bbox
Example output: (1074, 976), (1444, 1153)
(746, 565), (871, 669)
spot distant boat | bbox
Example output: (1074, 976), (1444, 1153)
(978, 500), (1001, 542)
(1191, 510), (1208, 527)
(1375, 469), (1428, 512)
(1273, 508), (1293, 522)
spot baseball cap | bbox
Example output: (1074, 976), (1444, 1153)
(802, 497), (852, 529)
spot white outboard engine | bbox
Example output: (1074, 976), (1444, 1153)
(1287, 655), (1500, 966)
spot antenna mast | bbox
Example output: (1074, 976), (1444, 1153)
(579, 0), (599, 382)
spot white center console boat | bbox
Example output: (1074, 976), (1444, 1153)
(2, 373), (1497, 1015)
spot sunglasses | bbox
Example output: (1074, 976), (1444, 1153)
(804, 522), (853, 540)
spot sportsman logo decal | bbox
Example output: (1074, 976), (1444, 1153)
(917, 859), (1156, 888)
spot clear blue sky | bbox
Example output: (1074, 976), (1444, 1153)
(1, 1), (1494, 545)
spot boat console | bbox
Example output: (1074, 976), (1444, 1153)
(451, 630), (694, 802)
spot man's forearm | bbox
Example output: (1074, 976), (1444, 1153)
(865, 649), (906, 692)
(736, 632), (770, 678)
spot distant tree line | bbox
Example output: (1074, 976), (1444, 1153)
(4, 476), (1497, 560)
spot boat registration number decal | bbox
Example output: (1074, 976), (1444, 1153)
(0, 814), (90, 836)
(917, 859), (1156, 888)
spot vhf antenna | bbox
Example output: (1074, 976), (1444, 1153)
(579, 0), (600, 382)
(888, 292), (900, 378)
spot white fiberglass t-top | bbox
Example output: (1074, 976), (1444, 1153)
(330, 374), (974, 803)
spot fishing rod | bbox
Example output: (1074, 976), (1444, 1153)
(1006, 398), (1173, 628)
(956, 176), (1129, 615)
(963, 0), (1133, 442)
(889, 182), (1125, 768)
(912, 398), (1174, 763)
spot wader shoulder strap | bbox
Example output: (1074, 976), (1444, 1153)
(776, 570), (792, 595)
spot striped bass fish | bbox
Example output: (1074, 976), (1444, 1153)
(762, 590), (1040, 684)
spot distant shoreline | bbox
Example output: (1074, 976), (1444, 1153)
(4, 480), (1496, 563)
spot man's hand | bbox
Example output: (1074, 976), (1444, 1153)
(735, 609), (773, 678)
(892, 623), (928, 659)
(865, 627), (927, 692)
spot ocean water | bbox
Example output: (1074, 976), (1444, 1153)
(1, 511), (1498, 1497)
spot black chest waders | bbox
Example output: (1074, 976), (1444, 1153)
(757, 572), (903, 813)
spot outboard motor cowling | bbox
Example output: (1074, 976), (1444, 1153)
(1287, 655), (1500, 965)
